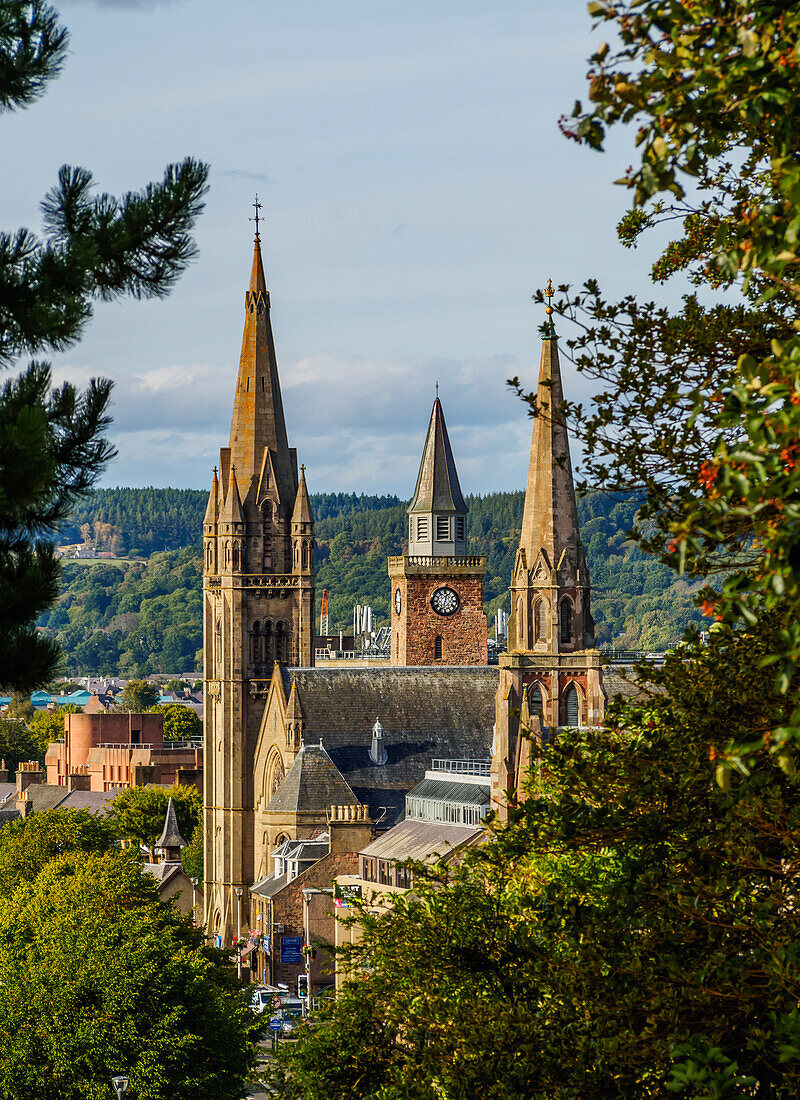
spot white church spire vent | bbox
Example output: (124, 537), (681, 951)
(369, 717), (387, 766)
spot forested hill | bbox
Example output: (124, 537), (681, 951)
(41, 487), (705, 676)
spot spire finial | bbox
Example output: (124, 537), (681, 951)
(213, 465), (218, 477)
(435, 380), (439, 400)
(542, 278), (556, 337)
(250, 194), (263, 242)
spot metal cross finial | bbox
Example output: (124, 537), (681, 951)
(250, 195), (263, 242)
(213, 465), (218, 477)
(435, 380), (439, 399)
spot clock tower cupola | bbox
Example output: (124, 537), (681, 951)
(388, 393), (487, 666)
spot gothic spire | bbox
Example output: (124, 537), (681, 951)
(227, 231), (296, 513)
(518, 330), (584, 580)
(406, 396), (468, 557)
(155, 797), (187, 863)
(408, 397), (467, 516)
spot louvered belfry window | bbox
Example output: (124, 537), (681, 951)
(565, 684), (580, 727)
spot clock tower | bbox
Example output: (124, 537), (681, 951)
(388, 396), (487, 666)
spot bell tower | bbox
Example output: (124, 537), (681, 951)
(388, 393), (487, 666)
(204, 208), (315, 941)
(491, 283), (603, 819)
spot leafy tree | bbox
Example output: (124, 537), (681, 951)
(0, 0), (208, 692)
(109, 782), (201, 861)
(4, 691), (34, 722)
(28, 703), (81, 758)
(0, 716), (42, 777)
(0, 806), (116, 897)
(181, 824), (203, 884)
(115, 678), (159, 713)
(274, 624), (800, 1099)
(545, 0), (800, 747)
(0, 850), (260, 1100)
(153, 703), (202, 742)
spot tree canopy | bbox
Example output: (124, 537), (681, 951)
(109, 782), (202, 861)
(0, 0), (208, 691)
(0, 850), (259, 1100)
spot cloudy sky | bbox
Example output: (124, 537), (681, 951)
(4, 0), (671, 496)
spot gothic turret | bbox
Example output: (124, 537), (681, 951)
(407, 396), (468, 557)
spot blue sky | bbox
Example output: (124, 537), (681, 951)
(4, 0), (671, 496)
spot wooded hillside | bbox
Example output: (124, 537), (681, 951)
(40, 487), (704, 675)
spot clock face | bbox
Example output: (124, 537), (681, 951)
(430, 586), (460, 616)
(395, 587), (402, 615)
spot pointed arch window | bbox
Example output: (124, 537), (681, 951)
(434, 635), (443, 660)
(251, 621), (262, 663)
(564, 683), (580, 727)
(264, 621), (274, 663)
(560, 599), (573, 644)
(533, 598), (546, 641)
(530, 685), (543, 719)
(275, 621), (287, 664)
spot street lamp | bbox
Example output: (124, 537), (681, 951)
(235, 887), (243, 980)
(190, 876), (199, 926)
(111, 1076), (130, 1100)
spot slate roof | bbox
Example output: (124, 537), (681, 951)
(156, 797), (187, 849)
(603, 668), (651, 702)
(251, 872), (289, 898)
(408, 398), (467, 515)
(0, 783), (16, 806)
(21, 785), (69, 813)
(279, 666), (496, 825)
(57, 790), (117, 815)
(360, 819), (481, 863)
(265, 743), (358, 813)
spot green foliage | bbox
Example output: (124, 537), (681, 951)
(0, 807), (116, 897)
(109, 782), (201, 859)
(115, 678), (159, 713)
(0, 716), (42, 775)
(0, 850), (260, 1099)
(153, 703), (202, 742)
(275, 622), (800, 1099)
(28, 704), (79, 759)
(180, 824), (203, 884)
(0, 2), (208, 691)
(555, 0), (800, 745)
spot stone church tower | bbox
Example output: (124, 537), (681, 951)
(203, 228), (315, 940)
(389, 395), (487, 666)
(491, 299), (603, 819)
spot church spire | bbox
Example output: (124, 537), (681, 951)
(227, 222), (296, 513)
(517, 329), (583, 576)
(508, 282), (593, 655)
(407, 396), (468, 556)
